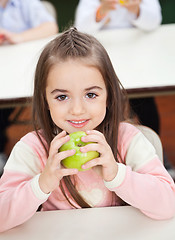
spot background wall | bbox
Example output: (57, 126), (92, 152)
(46, 0), (78, 31)
(159, 0), (175, 24)
(45, 0), (175, 31)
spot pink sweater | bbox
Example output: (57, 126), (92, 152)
(0, 123), (175, 232)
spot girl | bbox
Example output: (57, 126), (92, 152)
(0, 28), (175, 232)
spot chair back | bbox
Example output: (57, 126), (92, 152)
(136, 125), (163, 163)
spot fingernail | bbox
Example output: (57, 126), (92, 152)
(81, 136), (85, 141)
(80, 147), (85, 152)
(70, 149), (76, 154)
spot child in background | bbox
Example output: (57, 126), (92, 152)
(75, 0), (162, 32)
(0, 0), (58, 176)
(0, 0), (58, 44)
(0, 28), (175, 232)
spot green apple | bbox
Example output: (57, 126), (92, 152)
(59, 131), (99, 171)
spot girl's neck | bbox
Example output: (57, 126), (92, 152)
(0, 0), (9, 8)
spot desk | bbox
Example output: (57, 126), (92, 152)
(0, 206), (175, 240)
(0, 35), (56, 108)
(95, 23), (175, 98)
(0, 24), (175, 108)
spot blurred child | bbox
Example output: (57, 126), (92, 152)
(75, 0), (162, 32)
(0, 0), (58, 44)
(0, 0), (58, 176)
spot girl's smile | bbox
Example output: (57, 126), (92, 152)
(67, 119), (90, 128)
(46, 59), (107, 133)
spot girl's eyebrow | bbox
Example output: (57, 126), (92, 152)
(85, 86), (103, 91)
(51, 89), (68, 94)
(50, 86), (103, 94)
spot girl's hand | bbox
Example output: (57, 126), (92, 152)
(122, 0), (141, 17)
(80, 130), (118, 182)
(39, 131), (78, 194)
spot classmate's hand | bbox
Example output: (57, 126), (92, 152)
(0, 29), (6, 45)
(121, 0), (141, 17)
(98, 0), (118, 19)
(0, 34), (5, 45)
(39, 131), (78, 194)
(0, 30), (23, 44)
(80, 130), (118, 182)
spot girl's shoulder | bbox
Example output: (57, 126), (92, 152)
(118, 122), (140, 160)
(20, 130), (47, 155)
(118, 122), (140, 140)
(4, 131), (48, 175)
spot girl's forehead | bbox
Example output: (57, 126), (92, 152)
(46, 59), (107, 91)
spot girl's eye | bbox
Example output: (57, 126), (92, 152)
(56, 95), (68, 101)
(86, 92), (98, 99)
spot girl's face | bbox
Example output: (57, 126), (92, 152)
(46, 59), (107, 134)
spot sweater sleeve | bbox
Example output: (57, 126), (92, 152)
(105, 131), (175, 220)
(0, 140), (50, 232)
(131, 0), (162, 31)
(74, 0), (107, 33)
(21, 0), (56, 28)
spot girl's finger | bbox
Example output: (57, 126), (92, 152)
(80, 143), (102, 155)
(81, 157), (101, 170)
(57, 168), (78, 178)
(81, 133), (105, 145)
(49, 132), (70, 156)
(86, 129), (104, 136)
(51, 149), (76, 168)
(51, 130), (67, 146)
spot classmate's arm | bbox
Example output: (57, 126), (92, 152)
(130, 0), (162, 31)
(121, 0), (141, 17)
(1, 22), (58, 44)
(75, 0), (111, 33)
(96, 0), (117, 22)
(104, 129), (175, 220)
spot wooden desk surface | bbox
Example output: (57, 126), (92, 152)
(0, 206), (175, 240)
(0, 24), (175, 108)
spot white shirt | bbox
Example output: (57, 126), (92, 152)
(75, 0), (162, 33)
(0, 0), (55, 32)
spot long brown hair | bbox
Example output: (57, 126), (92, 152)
(32, 27), (128, 208)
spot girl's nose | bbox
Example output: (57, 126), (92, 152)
(70, 98), (85, 116)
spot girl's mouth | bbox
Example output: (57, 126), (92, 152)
(68, 119), (89, 128)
